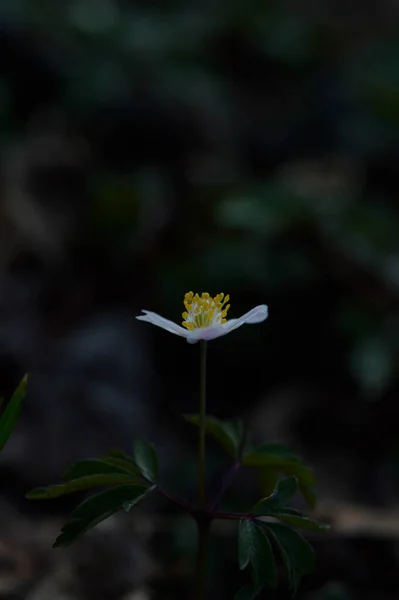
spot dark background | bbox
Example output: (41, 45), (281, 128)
(0, 1), (399, 599)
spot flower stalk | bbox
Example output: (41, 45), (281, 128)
(196, 339), (208, 600)
(198, 340), (207, 509)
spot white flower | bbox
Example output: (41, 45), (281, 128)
(136, 292), (268, 344)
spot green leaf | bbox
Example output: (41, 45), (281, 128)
(185, 414), (245, 459)
(72, 484), (148, 520)
(265, 522), (315, 594)
(54, 511), (118, 548)
(242, 444), (316, 507)
(235, 583), (264, 600)
(251, 525), (277, 587)
(243, 448), (312, 484)
(133, 440), (158, 482)
(0, 375), (28, 453)
(268, 507), (303, 516)
(123, 498), (143, 513)
(105, 449), (143, 477)
(53, 484), (148, 547)
(254, 477), (298, 514)
(266, 513), (329, 532)
(26, 473), (139, 499)
(238, 519), (277, 587)
(253, 444), (302, 463)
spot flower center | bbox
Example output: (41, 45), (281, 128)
(182, 292), (230, 331)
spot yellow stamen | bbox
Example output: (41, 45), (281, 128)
(181, 292), (231, 330)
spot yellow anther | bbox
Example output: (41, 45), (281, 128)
(182, 291), (231, 330)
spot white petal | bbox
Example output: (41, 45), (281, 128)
(186, 334), (200, 344)
(186, 326), (228, 344)
(224, 304), (268, 333)
(136, 310), (189, 338)
(186, 304), (268, 343)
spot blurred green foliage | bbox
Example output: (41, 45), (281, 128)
(2, 0), (399, 442)
(1, 2), (399, 598)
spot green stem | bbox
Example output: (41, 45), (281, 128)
(195, 339), (208, 600)
(195, 520), (209, 600)
(198, 340), (207, 509)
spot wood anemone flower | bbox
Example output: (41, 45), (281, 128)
(136, 292), (268, 344)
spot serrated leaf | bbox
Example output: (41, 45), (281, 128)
(0, 375), (28, 453)
(107, 449), (134, 461)
(53, 484), (148, 547)
(106, 448), (143, 469)
(238, 519), (277, 588)
(254, 477), (298, 514)
(265, 522), (315, 594)
(267, 507), (303, 516)
(242, 445), (315, 507)
(242, 449), (313, 485)
(251, 525), (277, 587)
(281, 464), (315, 491)
(185, 414), (245, 459)
(54, 510), (118, 548)
(254, 445), (302, 463)
(235, 583), (264, 600)
(26, 474), (138, 499)
(102, 452), (142, 477)
(133, 440), (158, 481)
(267, 513), (329, 532)
(123, 499), (139, 513)
(72, 484), (146, 519)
